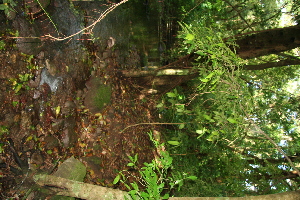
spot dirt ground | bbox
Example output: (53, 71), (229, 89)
(0, 40), (158, 198)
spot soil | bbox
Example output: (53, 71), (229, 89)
(0, 27), (158, 200)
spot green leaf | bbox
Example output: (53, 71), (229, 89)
(46, 150), (52, 154)
(227, 117), (238, 123)
(0, 4), (8, 10)
(201, 78), (209, 82)
(162, 193), (169, 199)
(134, 154), (138, 162)
(168, 140), (180, 146)
(14, 83), (22, 93)
(167, 92), (176, 97)
(187, 176), (198, 180)
(203, 114), (215, 122)
(113, 174), (120, 184)
(0, 143), (4, 154)
(12, 101), (18, 107)
(168, 99), (176, 104)
(196, 50), (206, 56)
(177, 108), (183, 113)
(185, 33), (195, 41)
(140, 191), (150, 198)
(127, 163), (134, 167)
(156, 103), (164, 108)
(55, 106), (61, 116)
(179, 123), (185, 129)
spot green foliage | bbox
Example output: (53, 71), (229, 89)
(12, 73), (33, 93)
(0, 126), (9, 154)
(156, 0), (300, 196)
(9, 54), (38, 94)
(158, 61), (300, 195)
(0, 40), (5, 50)
(177, 22), (242, 68)
(180, 0), (283, 33)
(0, 0), (16, 18)
(157, 67), (254, 196)
(114, 132), (197, 199)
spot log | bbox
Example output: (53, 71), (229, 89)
(34, 174), (131, 200)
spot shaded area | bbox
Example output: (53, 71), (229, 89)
(0, 0), (182, 198)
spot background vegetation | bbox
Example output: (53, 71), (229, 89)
(154, 0), (300, 197)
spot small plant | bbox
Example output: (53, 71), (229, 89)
(9, 54), (39, 94)
(10, 73), (33, 93)
(0, 126), (9, 154)
(0, 0), (16, 18)
(0, 40), (5, 50)
(113, 131), (197, 199)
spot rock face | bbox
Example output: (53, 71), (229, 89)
(52, 157), (86, 200)
(84, 75), (112, 114)
(12, 17), (43, 55)
(24, 0), (51, 15)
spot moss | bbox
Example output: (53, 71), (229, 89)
(93, 84), (112, 110)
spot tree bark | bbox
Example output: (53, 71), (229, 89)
(122, 68), (197, 77)
(233, 25), (300, 59)
(34, 174), (131, 200)
(242, 58), (300, 70)
(153, 25), (300, 73)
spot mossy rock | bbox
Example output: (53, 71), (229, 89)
(84, 76), (112, 114)
(93, 84), (112, 110)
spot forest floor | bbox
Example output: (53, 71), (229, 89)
(0, 43), (159, 198)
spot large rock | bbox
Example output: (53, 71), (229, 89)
(51, 157), (86, 200)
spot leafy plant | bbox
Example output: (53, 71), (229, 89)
(0, 40), (5, 50)
(9, 54), (38, 94)
(0, 0), (16, 18)
(114, 131), (197, 199)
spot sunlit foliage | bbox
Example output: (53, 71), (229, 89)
(158, 0), (300, 197)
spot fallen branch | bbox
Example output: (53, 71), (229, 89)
(120, 122), (185, 133)
(34, 174), (131, 200)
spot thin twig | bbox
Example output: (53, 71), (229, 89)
(241, 103), (300, 177)
(120, 122), (185, 133)
(36, 0), (59, 34)
(45, 0), (129, 41)
(251, 123), (300, 177)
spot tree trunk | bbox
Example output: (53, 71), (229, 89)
(233, 25), (300, 59)
(242, 58), (300, 70)
(124, 25), (300, 93)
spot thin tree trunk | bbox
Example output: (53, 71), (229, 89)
(242, 58), (300, 70)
